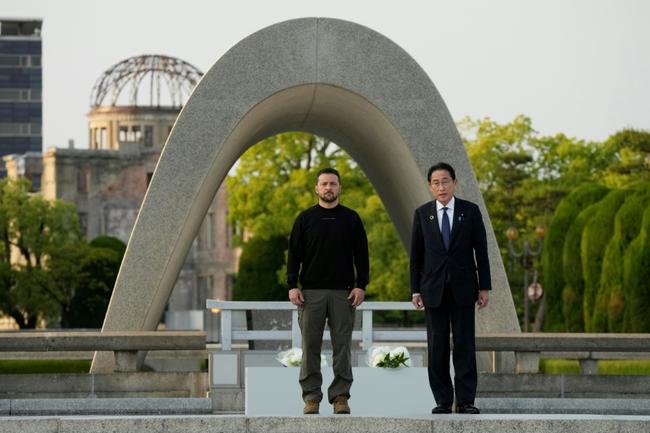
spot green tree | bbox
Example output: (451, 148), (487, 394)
(600, 186), (650, 331)
(603, 129), (650, 188)
(234, 236), (288, 301)
(358, 195), (409, 302)
(59, 236), (126, 328)
(460, 116), (612, 329)
(226, 133), (346, 241)
(89, 235), (127, 256)
(227, 132), (409, 304)
(561, 202), (599, 331)
(584, 189), (628, 331)
(0, 178), (82, 328)
(622, 205), (650, 332)
(542, 184), (608, 331)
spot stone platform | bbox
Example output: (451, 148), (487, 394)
(1, 414), (649, 433)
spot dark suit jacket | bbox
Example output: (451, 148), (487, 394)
(410, 197), (491, 308)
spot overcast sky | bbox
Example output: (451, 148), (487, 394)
(5, 0), (650, 150)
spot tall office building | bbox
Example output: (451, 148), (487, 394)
(0, 18), (42, 178)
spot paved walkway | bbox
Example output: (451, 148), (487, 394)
(1, 414), (650, 433)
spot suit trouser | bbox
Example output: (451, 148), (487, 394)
(298, 289), (355, 403)
(424, 284), (477, 406)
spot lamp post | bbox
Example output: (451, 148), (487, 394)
(506, 226), (545, 332)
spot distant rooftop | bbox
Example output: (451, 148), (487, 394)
(0, 18), (42, 37)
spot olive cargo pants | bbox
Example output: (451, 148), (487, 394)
(298, 289), (355, 403)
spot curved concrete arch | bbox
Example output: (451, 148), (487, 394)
(92, 18), (518, 372)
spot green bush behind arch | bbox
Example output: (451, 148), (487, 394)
(542, 183), (608, 331)
(622, 205), (650, 332)
(583, 189), (628, 331)
(562, 203), (599, 331)
(600, 187), (650, 331)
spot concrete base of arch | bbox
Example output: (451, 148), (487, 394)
(91, 18), (519, 373)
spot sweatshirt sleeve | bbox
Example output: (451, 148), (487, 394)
(286, 214), (303, 289)
(353, 213), (370, 290)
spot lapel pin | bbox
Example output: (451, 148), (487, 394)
(429, 215), (434, 220)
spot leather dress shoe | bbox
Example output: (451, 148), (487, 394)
(456, 403), (480, 414)
(431, 404), (452, 414)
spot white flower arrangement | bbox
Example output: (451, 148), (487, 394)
(367, 345), (412, 369)
(276, 347), (328, 367)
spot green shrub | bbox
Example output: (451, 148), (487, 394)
(89, 235), (127, 256)
(233, 236), (288, 301)
(0, 359), (90, 374)
(601, 187), (650, 331)
(543, 183), (608, 331)
(561, 204), (598, 331)
(582, 189), (627, 331)
(623, 205), (650, 332)
(539, 359), (580, 374)
(60, 237), (126, 329)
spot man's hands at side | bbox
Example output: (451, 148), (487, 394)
(289, 288), (304, 306)
(477, 290), (489, 309)
(290, 288), (365, 308)
(348, 288), (365, 308)
(411, 294), (424, 309)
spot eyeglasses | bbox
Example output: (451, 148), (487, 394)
(430, 179), (453, 189)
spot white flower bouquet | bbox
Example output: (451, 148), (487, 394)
(367, 345), (412, 369)
(276, 347), (328, 367)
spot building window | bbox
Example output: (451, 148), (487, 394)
(77, 169), (89, 194)
(132, 125), (141, 143)
(144, 125), (153, 147)
(118, 126), (128, 142)
(100, 127), (107, 149)
(78, 212), (88, 236)
(0, 55), (21, 66)
(0, 89), (20, 100)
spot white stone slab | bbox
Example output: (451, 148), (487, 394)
(245, 366), (432, 416)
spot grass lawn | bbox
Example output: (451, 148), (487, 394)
(0, 359), (90, 374)
(540, 358), (650, 375)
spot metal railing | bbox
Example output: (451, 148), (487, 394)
(206, 300), (423, 351)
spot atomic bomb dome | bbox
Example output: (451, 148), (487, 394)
(87, 55), (203, 150)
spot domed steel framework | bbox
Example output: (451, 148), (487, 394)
(90, 55), (203, 108)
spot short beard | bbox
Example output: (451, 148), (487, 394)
(318, 192), (338, 203)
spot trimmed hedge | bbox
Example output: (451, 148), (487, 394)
(562, 203), (599, 331)
(583, 189), (627, 331)
(542, 183), (608, 331)
(622, 205), (650, 332)
(600, 186), (650, 331)
(233, 236), (288, 301)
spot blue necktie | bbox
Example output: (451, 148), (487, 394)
(441, 207), (451, 250)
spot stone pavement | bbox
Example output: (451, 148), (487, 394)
(1, 414), (650, 433)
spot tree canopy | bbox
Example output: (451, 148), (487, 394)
(227, 132), (410, 304)
(0, 179), (124, 329)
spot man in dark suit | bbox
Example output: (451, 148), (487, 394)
(410, 162), (491, 415)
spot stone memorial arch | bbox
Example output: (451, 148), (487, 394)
(92, 18), (519, 372)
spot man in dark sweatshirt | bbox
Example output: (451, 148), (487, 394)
(287, 167), (369, 415)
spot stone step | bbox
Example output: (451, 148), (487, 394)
(0, 414), (649, 433)
(0, 398), (211, 416)
(477, 397), (650, 415)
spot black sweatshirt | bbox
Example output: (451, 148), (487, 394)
(287, 204), (369, 291)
